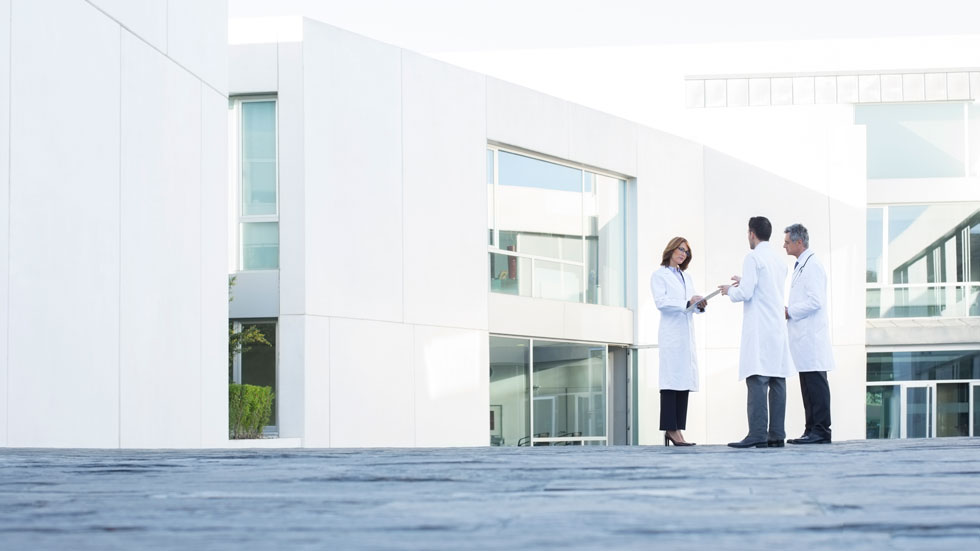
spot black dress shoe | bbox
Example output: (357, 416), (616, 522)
(728, 438), (768, 449)
(767, 440), (784, 447)
(788, 434), (831, 445)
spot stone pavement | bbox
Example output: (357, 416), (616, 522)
(1, 438), (979, 550)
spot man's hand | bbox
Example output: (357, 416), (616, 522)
(719, 284), (730, 296)
(731, 275), (741, 286)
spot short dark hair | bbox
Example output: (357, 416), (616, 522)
(748, 216), (772, 241)
(784, 223), (809, 248)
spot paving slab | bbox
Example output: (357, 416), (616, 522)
(1, 438), (979, 550)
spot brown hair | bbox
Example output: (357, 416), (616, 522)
(660, 237), (692, 271)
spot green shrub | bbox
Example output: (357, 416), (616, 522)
(229, 383), (274, 439)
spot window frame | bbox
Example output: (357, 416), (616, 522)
(231, 95), (280, 271)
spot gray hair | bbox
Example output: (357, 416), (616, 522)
(784, 223), (809, 248)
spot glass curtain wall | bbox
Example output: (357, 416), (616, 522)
(489, 336), (608, 446)
(488, 147), (627, 307)
(866, 350), (980, 438)
(234, 97), (279, 270)
(865, 203), (980, 319)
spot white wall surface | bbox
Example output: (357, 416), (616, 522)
(401, 52), (488, 330)
(276, 42), (305, 317)
(303, 20), (404, 322)
(8, 0), (122, 447)
(329, 318), (415, 447)
(0, 0), (9, 448)
(119, 32), (203, 448)
(167, 0), (227, 93)
(229, 43), (278, 94)
(413, 325), (488, 447)
(4, 0), (227, 448)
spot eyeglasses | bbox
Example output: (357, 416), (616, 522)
(677, 247), (690, 255)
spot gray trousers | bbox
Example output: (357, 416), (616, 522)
(746, 375), (786, 441)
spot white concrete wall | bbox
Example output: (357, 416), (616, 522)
(3, 0), (226, 448)
(0, 0), (9, 448)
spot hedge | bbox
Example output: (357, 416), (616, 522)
(229, 383), (274, 439)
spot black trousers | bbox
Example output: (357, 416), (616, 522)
(660, 389), (689, 431)
(799, 371), (832, 439)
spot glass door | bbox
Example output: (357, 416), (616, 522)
(903, 384), (934, 438)
(972, 384), (980, 437)
(936, 383), (970, 437)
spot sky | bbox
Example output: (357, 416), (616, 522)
(228, 0), (980, 54)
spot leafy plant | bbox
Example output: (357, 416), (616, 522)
(228, 276), (271, 369)
(229, 383), (274, 439)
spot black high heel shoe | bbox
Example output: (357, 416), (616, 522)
(664, 432), (696, 447)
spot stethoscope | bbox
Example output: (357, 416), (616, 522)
(792, 253), (814, 284)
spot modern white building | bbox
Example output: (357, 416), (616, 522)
(3, 3), (975, 448)
(226, 18), (867, 447)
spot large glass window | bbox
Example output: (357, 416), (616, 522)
(857, 102), (967, 179)
(230, 320), (278, 428)
(487, 147), (628, 307)
(233, 97), (279, 270)
(866, 350), (980, 439)
(489, 336), (607, 446)
(866, 203), (980, 318)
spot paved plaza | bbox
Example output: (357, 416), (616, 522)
(1, 438), (979, 550)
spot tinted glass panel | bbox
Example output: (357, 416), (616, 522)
(868, 350), (980, 382)
(866, 385), (900, 439)
(489, 337), (530, 446)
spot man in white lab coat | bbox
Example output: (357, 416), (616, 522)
(783, 224), (834, 444)
(720, 216), (795, 449)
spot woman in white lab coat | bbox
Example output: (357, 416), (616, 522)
(650, 237), (705, 446)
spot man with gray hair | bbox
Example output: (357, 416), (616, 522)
(783, 223), (834, 444)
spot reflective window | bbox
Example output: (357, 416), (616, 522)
(241, 101), (278, 216)
(867, 350), (980, 382)
(242, 222), (279, 270)
(488, 147), (627, 307)
(857, 102), (966, 179)
(867, 203), (980, 318)
(906, 386), (932, 438)
(230, 320), (277, 427)
(866, 385), (900, 439)
(489, 336), (530, 447)
(936, 382), (969, 437)
(489, 336), (607, 446)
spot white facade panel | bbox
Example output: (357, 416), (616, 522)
(201, 86), (230, 447)
(119, 34), (202, 448)
(413, 325), (488, 447)
(7, 0), (121, 447)
(828, 126), (868, 347)
(488, 294), (567, 340)
(568, 104), (637, 177)
(167, 0), (227, 93)
(634, 128), (705, 349)
(402, 52), (488, 330)
(486, 77), (570, 161)
(302, 21), (404, 322)
(277, 315), (306, 440)
(561, 302), (632, 345)
(302, 315), (331, 447)
(229, 44), (278, 94)
(88, 0), (167, 51)
(329, 318), (415, 447)
(229, 270), (279, 318)
(0, 0), (8, 447)
(277, 42), (306, 317)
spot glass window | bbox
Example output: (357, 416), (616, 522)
(867, 350), (980, 382)
(231, 320), (277, 427)
(532, 340), (606, 440)
(242, 222), (279, 270)
(489, 337), (530, 447)
(488, 147), (628, 307)
(887, 204), (980, 286)
(906, 386), (933, 438)
(867, 207), (882, 283)
(487, 148), (494, 246)
(866, 385), (900, 439)
(973, 385), (980, 437)
(936, 383), (969, 437)
(241, 101), (278, 216)
(587, 174), (627, 307)
(857, 102), (966, 179)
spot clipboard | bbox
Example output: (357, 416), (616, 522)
(685, 287), (723, 313)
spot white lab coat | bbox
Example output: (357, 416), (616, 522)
(787, 249), (835, 373)
(650, 266), (700, 391)
(727, 241), (794, 381)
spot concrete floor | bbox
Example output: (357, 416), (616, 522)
(1, 438), (979, 550)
